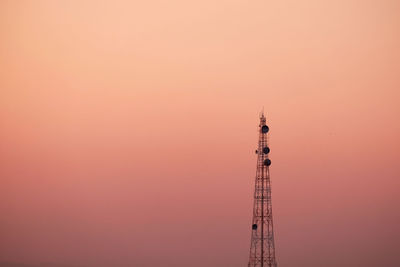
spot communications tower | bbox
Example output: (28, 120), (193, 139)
(248, 113), (277, 267)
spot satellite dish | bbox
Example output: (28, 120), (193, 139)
(264, 159), (271, 166)
(261, 125), (269, 133)
(263, 147), (270, 154)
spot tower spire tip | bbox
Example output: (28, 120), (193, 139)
(259, 107), (266, 120)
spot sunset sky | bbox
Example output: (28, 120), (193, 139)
(1, 1), (399, 266)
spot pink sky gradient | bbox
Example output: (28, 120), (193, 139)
(1, 1), (399, 266)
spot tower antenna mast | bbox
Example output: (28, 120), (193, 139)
(248, 113), (277, 267)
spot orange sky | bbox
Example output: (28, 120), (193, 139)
(1, 1), (399, 266)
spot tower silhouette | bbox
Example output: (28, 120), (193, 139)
(248, 113), (277, 267)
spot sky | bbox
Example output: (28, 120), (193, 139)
(0, 0), (399, 266)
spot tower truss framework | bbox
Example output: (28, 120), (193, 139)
(248, 114), (277, 267)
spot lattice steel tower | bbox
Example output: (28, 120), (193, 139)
(248, 113), (277, 267)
